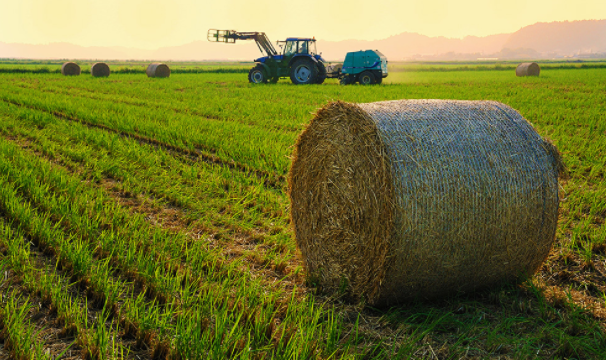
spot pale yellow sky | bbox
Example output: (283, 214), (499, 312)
(1, 0), (605, 49)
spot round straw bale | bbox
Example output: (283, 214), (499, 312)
(61, 62), (81, 76)
(516, 62), (540, 77)
(90, 62), (110, 77)
(289, 100), (561, 306)
(146, 63), (171, 78)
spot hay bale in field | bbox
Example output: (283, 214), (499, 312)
(146, 63), (170, 78)
(289, 100), (561, 306)
(516, 62), (540, 77)
(61, 62), (81, 76)
(90, 62), (110, 77)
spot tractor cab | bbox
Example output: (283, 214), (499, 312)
(274, 38), (323, 65)
(279, 38), (317, 57)
(253, 38), (320, 65)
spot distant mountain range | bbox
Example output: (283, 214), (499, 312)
(1, 19), (605, 61)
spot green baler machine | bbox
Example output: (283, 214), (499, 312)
(329, 49), (388, 85)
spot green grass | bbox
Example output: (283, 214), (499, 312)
(0, 61), (605, 358)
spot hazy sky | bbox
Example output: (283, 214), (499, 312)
(1, 0), (605, 49)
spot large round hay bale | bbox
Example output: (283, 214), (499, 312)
(61, 62), (81, 76)
(289, 100), (561, 306)
(516, 62), (540, 77)
(146, 63), (170, 78)
(90, 62), (110, 77)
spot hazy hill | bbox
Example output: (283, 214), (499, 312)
(148, 33), (509, 61)
(317, 33), (510, 61)
(1, 19), (605, 61)
(502, 20), (606, 57)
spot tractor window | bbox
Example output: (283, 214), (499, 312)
(284, 41), (297, 56)
(308, 41), (317, 55)
(298, 41), (308, 54)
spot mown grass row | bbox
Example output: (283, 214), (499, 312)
(0, 287), (54, 359)
(0, 218), (129, 359)
(0, 100), (292, 258)
(0, 83), (294, 176)
(8, 79), (296, 134)
(0, 150), (166, 357)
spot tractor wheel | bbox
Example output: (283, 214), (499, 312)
(316, 62), (327, 84)
(290, 59), (318, 85)
(358, 71), (376, 85)
(269, 77), (279, 84)
(248, 65), (268, 84)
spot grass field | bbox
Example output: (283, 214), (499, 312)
(0, 61), (604, 359)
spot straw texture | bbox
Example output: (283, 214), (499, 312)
(516, 62), (540, 77)
(146, 63), (171, 78)
(289, 100), (561, 306)
(61, 62), (81, 76)
(91, 62), (110, 77)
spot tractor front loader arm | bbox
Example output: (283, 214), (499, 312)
(207, 29), (278, 57)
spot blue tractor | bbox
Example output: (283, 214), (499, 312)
(208, 29), (330, 85)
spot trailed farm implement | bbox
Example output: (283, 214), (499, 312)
(207, 29), (388, 85)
